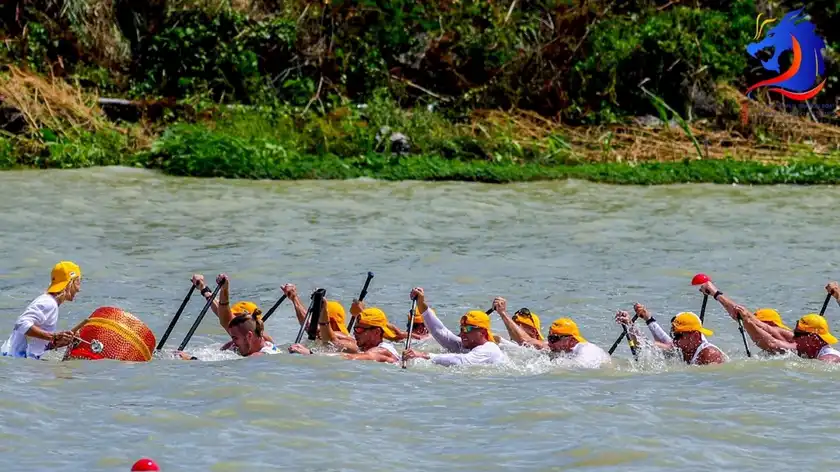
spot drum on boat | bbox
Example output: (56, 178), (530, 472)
(65, 307), (156, 361)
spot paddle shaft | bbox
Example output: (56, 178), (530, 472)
(261, 295), (288, 323)
(156, 284), (196, 351)
(486, 308), (494, 315)
(346, 272), (375, 331)
(177, 281), (224, 352)
(699, 294), (709, 323)
(737, 316), (752, 357)
(402, 298), (418, 369)
(294, 295), (318, 344)
(608, 314), (640, 355)
(820, 293), (831, 316)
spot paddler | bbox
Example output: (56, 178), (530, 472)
(401, 287), (507, 366)
(406, 308), (431, 340)
(493, 300), (545, 348)
(282, 283), (411, 347)
(191, 274), (275, 346)
(226, 312), (280, 356)
(698, 281), (840, 362)
(288, 300), (400, 363)
(619, 303), (726, 365)
(697, 280), (791, 355)
(1, 261), (85, 359)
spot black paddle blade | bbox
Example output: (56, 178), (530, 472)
(307, 289), (327, 341)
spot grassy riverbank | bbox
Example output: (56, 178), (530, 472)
(2, 0), (840, 184)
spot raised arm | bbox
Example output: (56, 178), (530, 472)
(191, 274), (220, 317)
(214, 274), (234, 329)
(319, 299), (359, 353)
(634, 303), (674, 349)
(411, 287), (463, 352)
(494, 297), (546, 349)
(282, 284), (309, 326)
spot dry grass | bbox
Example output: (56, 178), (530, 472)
(0, 66), (153, 148)
(471, 84), (840, 163)
(0, 65), (107, 133)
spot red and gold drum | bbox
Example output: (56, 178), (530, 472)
(66, 307), (156, 361)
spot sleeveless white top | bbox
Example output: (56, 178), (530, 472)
(259, 341), (281, 355)
(818, 345), (840, 359)
(376, 341), (401, 362)
(689, 340), (722, 365)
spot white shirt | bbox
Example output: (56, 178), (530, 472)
(1, 294), (59, 359)
(429, 341), (506, 366)
(566, 342), (611, 368)
(818, 345), (840, 359)
(375, 341), (401, 363)
(259, 341), (281, 355)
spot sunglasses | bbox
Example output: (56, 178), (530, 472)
(793, 330), (811, 339)
(354, 325), (379, 334)
(460, 325), (482, 333)
(547, 334), (570, 343)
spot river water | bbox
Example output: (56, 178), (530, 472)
(1, 167), (840, 471)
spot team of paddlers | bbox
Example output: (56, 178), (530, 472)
(4, 261), (840, 367)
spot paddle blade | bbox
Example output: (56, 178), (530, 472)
(691, 273), (710, 286)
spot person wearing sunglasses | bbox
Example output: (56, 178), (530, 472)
(190, 274), (276, 347)
(618, 302), (725, 365)
(492, 298), (545, 348)
(289, 303), (400, 364)
(282, 283), (357, 350)
(545, 318), (611, 368)
(699, 281), (840, 362)
(697, 280), (793, 355)
(401, 287), (507, 366)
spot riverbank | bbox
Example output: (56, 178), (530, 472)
(3, 69), (840, 184)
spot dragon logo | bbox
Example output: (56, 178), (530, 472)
(745, 8), (826, 101)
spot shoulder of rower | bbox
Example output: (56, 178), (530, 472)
(698, 345), (725, 364)
(818, 354), (840, 363)
(369, 346), (399, 363)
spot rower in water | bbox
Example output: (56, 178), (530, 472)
(288, 301), (400, 363)
(619, 303), (726, 365)
(283, 283), (410, 347)
(401, 287), (507, 366)
(493, 299), (544, 348)
(182, 312), (280, 360)
(405, 308), (431, 341)
(698, 281), (840, 363)
(190, 274), (275, 346)
(1, 261), (86, 359)
(698, 280), (791, 355)
(492, 297), (608, 366)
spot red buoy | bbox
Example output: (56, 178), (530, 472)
(691, 273), (710, 286)
(131, 458), (160, 471)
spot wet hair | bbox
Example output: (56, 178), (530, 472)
(228, 309), (264, 337)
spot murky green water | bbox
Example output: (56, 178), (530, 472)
(1, 167), (840, 471)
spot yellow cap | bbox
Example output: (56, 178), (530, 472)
(231, 301), (260, 317)
(513, 309), (543, 340)
(549, 318), (586, 343)
(755, 308), (792, 331)
(357, 307), (396, 339)
(671, 312), (713, 336)
(460, 310), (496, 342)
(796, 314), (838, 344)
(413, 307), (425, 325)
(327, 301), (350, 335)
(47, 261), (82, 294)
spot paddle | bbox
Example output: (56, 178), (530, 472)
(608, 314), (639, 356)
(691, 273), (711, 322)
(820, 294), (831, 316)
(485, 307), (494, 315)
(156, 284), (196, 351)
(401, 297), (418, 369)
(177, 280), (225, 352)
(737, 313), (752, 358)
(294, 288), (326, 344)
(346, 272), (375, 331)
(307, 289), (327, 340)
(260, 294), (288, 323)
